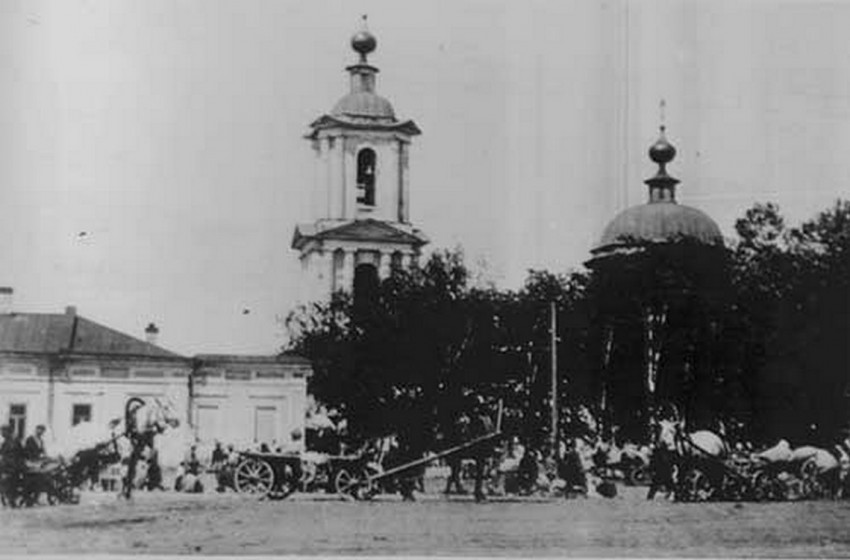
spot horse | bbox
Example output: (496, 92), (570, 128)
(120, 396), (180, 499)
(648, 410), (729, 500)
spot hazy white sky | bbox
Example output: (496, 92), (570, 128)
(0, 0), (848, 355)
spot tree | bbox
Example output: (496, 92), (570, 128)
(284, 249), (514, 447)
(727, 200), (850, 444)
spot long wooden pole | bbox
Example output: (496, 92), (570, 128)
(550, 301), (558, 455)
(366, 430), (502, 483)
(365, 403), (505, 485)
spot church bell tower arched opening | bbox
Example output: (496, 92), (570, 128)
(356, 148), (377, 207)
(291, 18), (429, 303)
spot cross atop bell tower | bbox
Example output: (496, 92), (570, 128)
(292, 20), (429, 303)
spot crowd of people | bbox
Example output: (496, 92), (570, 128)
(10, 397), (847, 506)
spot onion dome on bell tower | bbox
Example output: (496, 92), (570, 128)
(590, 122), (723, 259)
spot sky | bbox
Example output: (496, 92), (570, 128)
(0, 0), (848, 356)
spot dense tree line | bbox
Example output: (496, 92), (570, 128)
(284, 200), (850, 450)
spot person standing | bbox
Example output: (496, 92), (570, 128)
(444, 412), (470, 495)
(1, 424), (24, 505)
(211, 441), (227, 467)
(145, 447), (165, 491)
(646, 444), (676, 500)
(0, 424), (22, 460)
(469, 398), (495, 503)
(23, 425), (46, 461)
(557, 438), (588, 498)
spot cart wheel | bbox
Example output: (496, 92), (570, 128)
(799, 459), (825, 499)
(334, 468), (358, 496)
(627, 465), (651, 486)
(354, 472), (375, 501)
(234, 458), (275, 496)
(334, 468), (374, 500)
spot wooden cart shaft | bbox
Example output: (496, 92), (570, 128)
(367, 431), (502, 483)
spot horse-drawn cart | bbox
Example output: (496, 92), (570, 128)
(672, 441), (834, 503)
(0, 438), (120, 508)
(232, 449), (379, 500)
(231, 430), (503, 501)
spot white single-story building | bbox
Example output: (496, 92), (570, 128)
(0, 298), (310, 467)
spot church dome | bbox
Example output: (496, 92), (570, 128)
(592, 126), (723, 255)
(326, 20), (397, 122)
(331, 92), (396, 120)
(597, 203), (723, 249)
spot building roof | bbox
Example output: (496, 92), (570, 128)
(332, 91), (396, 121)
(591, 126), (723, 257)
(194, 353), (311, 366)
(0, 311), (184, 359)
(292, 219), (430, 251)
(306, 25), (420, 140)
(595, 202), (724, 253)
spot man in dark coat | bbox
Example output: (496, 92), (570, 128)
(646, 445), (676, 500)
(23, 425), (46, 461)
(469, 398), (496, 502)
(444, 412), (471, 495)
(557, 439), (588, 497)
(1, 424), (23, 463)
(1, 424), (25, 505)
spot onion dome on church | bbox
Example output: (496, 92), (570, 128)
(590, 126), (723, 259)
(307, 18), (420, 137)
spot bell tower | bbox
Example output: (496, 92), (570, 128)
(292, 18), (429, 303)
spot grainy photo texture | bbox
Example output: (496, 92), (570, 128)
(0, 0), (849, 556)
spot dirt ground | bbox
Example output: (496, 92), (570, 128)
(3, 485), (850, 556)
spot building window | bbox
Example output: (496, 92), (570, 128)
(9, 404), (26, 440)
(356, 148), (376, 206)
(196, 405), (219, 443)
(72, 404), (92, 426)
(254, 406), (277, 445)
(332, 249), (346, 293)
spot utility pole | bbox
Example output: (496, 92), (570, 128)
(550, 301), (558, 455)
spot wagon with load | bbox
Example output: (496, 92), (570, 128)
(233, 403), (504, 501)
(231, 448), (379, 499)
(673, 438), (844, 502)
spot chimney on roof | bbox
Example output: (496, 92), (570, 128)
(145, 322), (159, 345)
(0, 287), (13, 314)
(65, 306), (76, 317)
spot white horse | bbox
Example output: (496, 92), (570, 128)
(120, 396), (181, 498)
(654, 409), (729, 460)
(648, 408), (729, 501)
